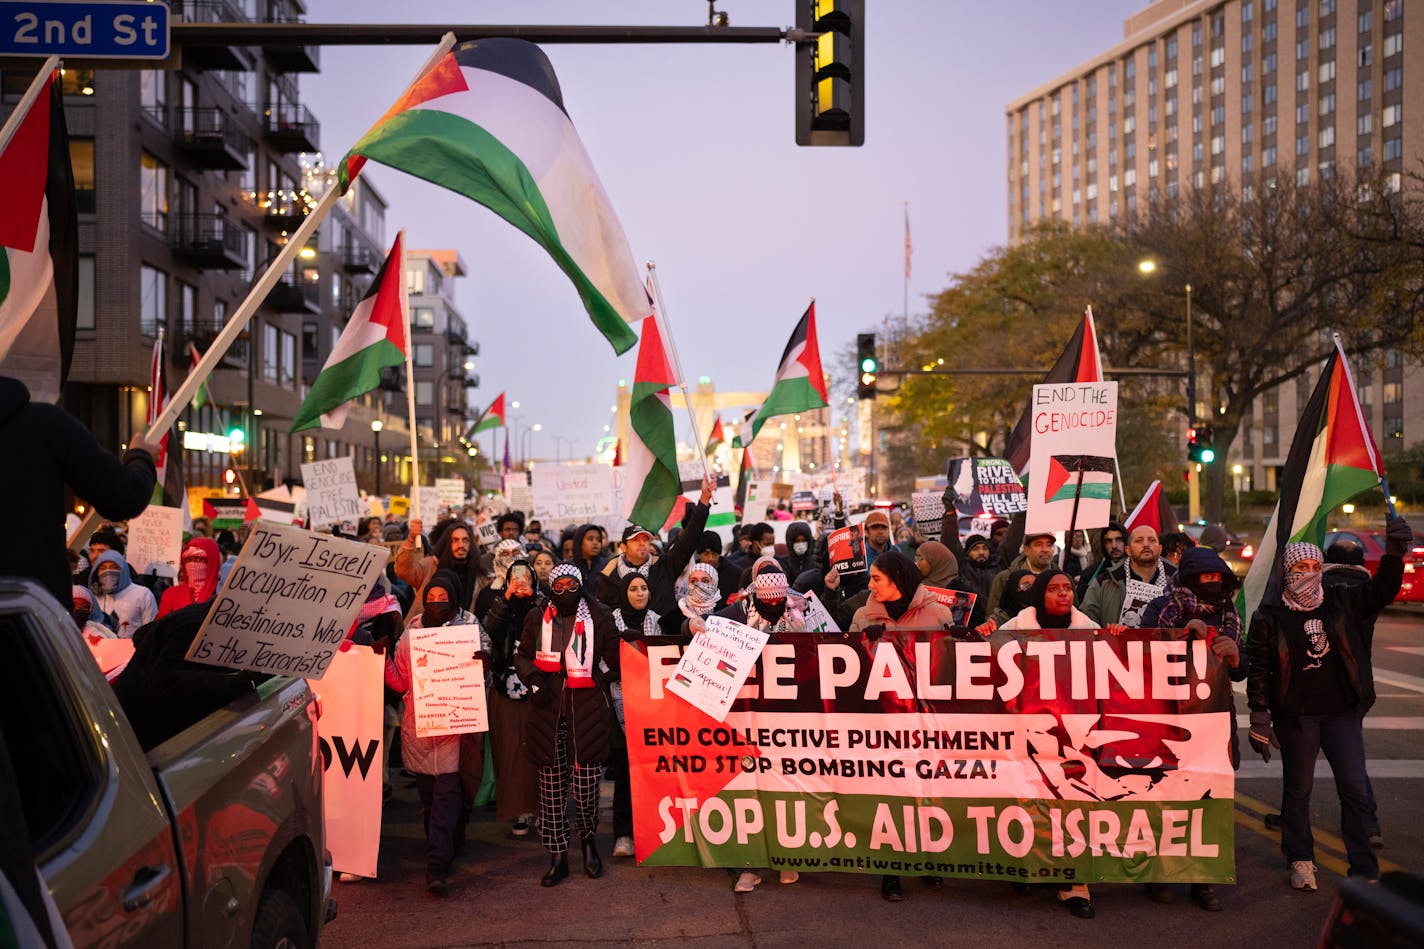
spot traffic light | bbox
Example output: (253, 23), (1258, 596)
(1187, 425), (1216, 464)
(857, 333), (878, 399)
(795, 0), (865, 146)
(228, 426), (246, 454)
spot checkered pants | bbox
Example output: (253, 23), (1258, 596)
(538, 719), (602, 855)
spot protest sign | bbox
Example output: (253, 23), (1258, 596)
(742, 480), (774, 524)
(790, 491), (817, 513)
(388, 495), (410, 517)
(185, 522), (386, 679)
(309, 644), (384, 877)
(910, 491), (944, 543)
(802, 590), (841, 633)
(507, 479), (534, 515)
(367, 497), (386, 518)
(665, 616), (771, 723)
(624, 627), (1235, 882)
(827, 523), (868, 574)
(1025, 382), (1119, 535)
(416, 487), (441, 526)
(914, 474), (948, 492)
(301, 457), (364, 532)
(947, 457), (1028, 518)
(476, 520), (500, 549)
(923, 586), (978, 627)
(408, 624), (488, 738)
(126, 505), (183, 578)
(436, 478), (467, 510)
(533, 462), (616, 529)
(479, 471), (503, 493)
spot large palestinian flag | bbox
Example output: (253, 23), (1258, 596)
(744, 303), (828, 445)
(1004, 309), (1103, 480)
(1241, 339), (1384, 629)
(340, 38), (644, 354)
(622, 316), (681, 530)
(0, 69), (77, 404)
(292, 233), (407, 432)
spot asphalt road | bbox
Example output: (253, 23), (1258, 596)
(320, 607), (1424, 948)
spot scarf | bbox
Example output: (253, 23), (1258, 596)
(488, 539), (524, 590)
(680, 564), (722, 618)
(616, 556), (651, 580)
(1155, 581), (1243, 641)
(1282, 541), (1325, 611)
(613, 607), (661, 639)
(536, 600), (596, 687)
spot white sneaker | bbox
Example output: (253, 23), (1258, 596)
(1290, 860), (1317, 891)
(780, 871), (799, 885)
(613, 836), (635, 857)
(338, 872), (364, 883)
(734, 871), (762, 893)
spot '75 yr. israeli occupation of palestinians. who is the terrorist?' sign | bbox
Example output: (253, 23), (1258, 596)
(624, 627), (1235, 884)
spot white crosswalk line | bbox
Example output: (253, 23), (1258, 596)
(1238, 759), (1424, 779)
(1235, 715), (1424, 729)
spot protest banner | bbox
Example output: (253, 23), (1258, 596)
(126, 505), (184, 578)
(1026, 382), (1119, 535)
(436, 477), (466, 510)
(185, 522), (387, 679)
(802, 590), (841, 633)
(909, 491), (944, 543)
(408, 624), (488, 738)
(742, 480), (774, 524)
(827, 523), (868, 574)
(947, 457), (1029, 518)
(624, 627), (1235, 882)
(923, 587), (978, 627)
(479, 471), (503, 493)
(301, 457), (364, 532)
(665, 616), (771, 723)
(914, 474), (948, 492)
(308, 644), (384, 877)
(533, 462), (616, 529)
(790, 491), (817, 513)
(506, 479), (534, 515)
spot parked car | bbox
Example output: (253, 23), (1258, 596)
(1182, 522), (1256, 579)
(1323, 529), (1424, 604)
(0, 577), (334, 948)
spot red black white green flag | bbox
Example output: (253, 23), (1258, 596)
(471, 391), (505, 436)
(1123, 480), (1180, 536)
(743, 303), (828, 445)
(1004, 309), (1104, 481)
(622, 316), (681, 530)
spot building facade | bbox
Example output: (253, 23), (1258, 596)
(1006, 0), (1423, 489)
(406, 249), (479, 482)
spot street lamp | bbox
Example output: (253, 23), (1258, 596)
(521, 423), (541, 462)
(1141, 259), (1199, 519)
(371, 419), (384, 496)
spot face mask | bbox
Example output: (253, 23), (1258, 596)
(185, 561), (209, 587)
(1191, 580), (1224, 601)
(1286, 571), (1323, 602)
(551, 588), (582, 614)
(793, 541), (809, 556)
(98, 572), (120, 594)
(423, 601), (455, 626)
(71, 609), (90, 629)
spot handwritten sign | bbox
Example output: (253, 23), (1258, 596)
(665, 616), (770, 723)
(436, 478), (466, 510)
(126, 505), (183, 578)
(388, 496), (410, 517)
(802, 590), (842, 633)
(924, 586), (978, 627)
(827, 523), (868, 574)
(185, 522), (386, 679)
(301, 457), (363, 532)
(308, 644), (384, 877)
(476, 520), (500, 549)
(506, 478), (533, 515)
(408, 624), (488, 738)
(533, 462), (615, 528)
(416, 486), (441, 526)
(1026, 382), (1119, 534)
(947, 457), (1028, 518)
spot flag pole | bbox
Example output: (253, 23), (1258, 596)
(0, 56), (59, 157)
(646, 261), (711, 481)
(397, 227), (423, 549)
(1061, 458), (1086, 570)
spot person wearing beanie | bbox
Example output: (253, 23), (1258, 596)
(1197, 523), (1230, 553)
(694, 529), (743, 602)
(1075, 522), (1128, 601)
(913, 541), (986, 628)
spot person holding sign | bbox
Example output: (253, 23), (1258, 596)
(384, 571), (491, 897)
(670, 562), (722, 636)
(515, 564), (620, 887)
(483, 559), (541, 839)
(157, 538), (222, 619)
(1082, 525), (1174, 628)
(397, 519), (481, 621)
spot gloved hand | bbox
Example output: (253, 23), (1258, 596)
(529, 672), (557, 707)
(1386, 515), (1414, 557)
(503, 669), (528, 701)
(1248, 709), (1279, 763)
(862, 624), (886, 643)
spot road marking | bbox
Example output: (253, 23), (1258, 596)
(1238, 758), (1424, 779)
(1235, 715), (1424, 729)
(1385, 646), (1424, 657)
(1372, 668), (1424, 695)
(1233, 791), (1404, 875)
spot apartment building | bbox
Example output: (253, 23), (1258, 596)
(406, 249), (479, 481)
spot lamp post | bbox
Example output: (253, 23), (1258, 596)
(521, 423), (541, 463)
(1140, 260), (1200, 520)
(371, 419), (384, 496)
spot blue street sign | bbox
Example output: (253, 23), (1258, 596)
(0, 1), (170, 60)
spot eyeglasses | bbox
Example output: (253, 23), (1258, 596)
(551, 577), (580, 593)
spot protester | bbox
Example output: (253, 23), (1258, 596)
(482, 559), (540, 840)
(694, 529), (743, 602)
(88, 550), (157, 638)
(1083, 525), (1175, 627)
(987, 518), (1011, 560)
(596, 477), (713, 616)
(516, 564), (619, 886)
(779, 520), (818, 581)
(943, 531), (998, 601)
(1245, 516), (1412, 891)
(569, 523), (609, 583)
(670, 561), (722, 635)
(72, 584), (134, 680)
(396, 518), (481, 619)
(384, 571), (491, 897)
(530, 549), (557, 593)
(1197, 524), (1230, 553)
(914, 541), (987, 628)
(608, 572), (661, 859)
(1159, 531), (1195, 567)
(1063, 530), (1094, 579)
(496, 513), (523, 541)
(474, 538), (525, 619)
(157, 538), (222, 618)
(986, 526), (1055, 624)
(1075, 522), (1127, 600)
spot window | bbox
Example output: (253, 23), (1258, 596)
(1212, 134), (1225, 155)
(1297, 103), (1311, 123)
(1297, 134), (1310, 156)
(415, 381), (434, 406)
(1243, 0), (1254, 20)
(1359, 78), (1372, 101)
(1319, 93), (1335, 115)
(1318, 125), (1335, 148)
(1319, 27), (1335, 49)
(140, 265), (165, 337)
(406, 265), (425, 295)
(1212, 75), (1226, 95)
(1211, 45), (1226, 67)
(1264, 21), (1277, 41)
(413, 343), (433, 368)
(1359, 44), (1372, 67)
(1297, 71), (1310, 91)
(178, 282), (196, 336)
(1383, 382), (1403, 404)
(1297, 166), (1311, 185)
(69, 138), (94, 214)
(1297, 5), (1309, 29)
(1384, 67), (1402, 91)
(1358, 113), (1373, 135)
(1265, 82), (1278, 104)
(1384, 32), (1402, 57)
(139, 70), (165, 124)
(262, 323), (278, 382)
(1384, 137), (1403, 161)
(1264, 145), (1278, 166)
(77, 256), (95, 331)
(1243, 124), (1255, 144)
(1319, 61), (1336, 83)
(1243, 93), (1254, 114)
(1383, 104), (1401, 127)
(302, 321), (318, 359)
(1166, 67), (1178, 88)
(1212, 105), (1226, 125)
(1265, 114), (1278, 134)
(412, 306), (435, 330)
(1243, 32), (1253, 53)
(1297, 38), (1310, 60)
(281, 330), (296, 387)
(1358, 145), (1373, 167)
(139, 152), (168, 233)
(1243, 153), (1255, 172)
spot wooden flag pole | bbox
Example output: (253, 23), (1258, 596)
(1061, 458), (1086, 570)
(646, 261), (712, 481)
(399, 229), (423, 548)
(0, 56), (59, 157)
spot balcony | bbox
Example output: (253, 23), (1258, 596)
(260, 101), (319, 153)
(341, 241), (378, 274)
(175, 0), (253, 71)
(170, 214), (247, 269)
(263, 8), (320, 73)
(257, 189), (315, 231)
(181, 319), (249, 368)
(266, 276), (321, 314)
(173, 109), (250, 170)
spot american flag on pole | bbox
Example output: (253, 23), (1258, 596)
(904, 202), (911, 279)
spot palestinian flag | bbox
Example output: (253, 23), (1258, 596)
(188, 341), (209, 410)
(340, 38), (644, 354)
(622, 316), (681, 530)
(0, 69), (77, 405)
(203, 496), (260, 529)
(1004, 308), (1104, 480)
(1043, 454), (1115, 503)
(1123, 480), (1179, 536)
(470, 391), (505, 436)
(292, 233), (408, 432)
(705, 416), (725, 455)
(147, 333), (193, 531)
(745, 303), (828, 444)
(1241, 339), (1384, 630)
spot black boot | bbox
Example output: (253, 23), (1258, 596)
(541, 852), (569, 887)
(881, 875), (904, 902)
(582, 836), (603, 878)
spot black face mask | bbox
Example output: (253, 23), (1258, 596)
(423, 601), (455, 626)
(71, 609), (90, 630)
(1190, 580), (1224, 602)
(551, 588), (582, 615)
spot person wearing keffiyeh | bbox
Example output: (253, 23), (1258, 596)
(607, 572), (660, 860)
(1245, 515), (1413, 892)
(710, 556), (809, 635)
(515, 562), (620, 887)
(668, 561), (722, 635)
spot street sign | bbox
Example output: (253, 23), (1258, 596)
(0, 1), (170, 60)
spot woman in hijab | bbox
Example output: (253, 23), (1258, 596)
(475, 538), (525, 621)
(515, 563), (619, 886)
(606, 572), (660, 859)
(157, 537), (222, 618)
(713, 556), (810, 635)
(384, 570), (491, 897)
(482, 558), (541, 839)
(913, 541), (987, 628)
(668, 561), (722, 635)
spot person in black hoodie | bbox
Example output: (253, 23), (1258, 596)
(569, 523), (608, 583)
(0, 376), (158, 609)
(778, 520), (817, 580)
(1076, 522), (1128, 601)
(482, 558), (541, 838)
(597, 476), (713, 616)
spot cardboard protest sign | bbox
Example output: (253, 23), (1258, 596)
(478, 471), (503, 493)
(802, 590), (842, 633)
(309, 644), (384, 877)
(367, 497), (386, 518)
(185, 522), (386, 679)
(910, 491), (944, 543)
(827, 523), (868, 574)
(506, 479), (533, 515)
(742, 480), (774, 524)
(665, 616), (771, 723)
(947, 457), (1028, 518)
(435, 477), (466, 510)
(126, 505), (183, 578)
(476, 520), (500, 549)
(408, 624), (488, 738)
(416, 487), (441, 526)
(1026, 382), (1119, 535)
(924, 586), (978, 627)
(301, 457), (364, 532)
(533, 462), (615, 529)
(388, 496), (410, 517)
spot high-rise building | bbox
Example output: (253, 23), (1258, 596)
(406, 249), (478, 480)
(1007, 0), (1422, 490)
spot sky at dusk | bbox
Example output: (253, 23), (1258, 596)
(302, 0), (1148, 462)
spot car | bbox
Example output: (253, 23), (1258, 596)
(1181, 522), (1256, 579)
(1323, 529), (1424, 603)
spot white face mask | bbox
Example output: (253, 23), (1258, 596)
(98, 571), (120, 594)
(792, 541), (809, 556)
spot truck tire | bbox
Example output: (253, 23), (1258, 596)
(251, 889), (308, 949)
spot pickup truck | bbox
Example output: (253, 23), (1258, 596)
(0, 577), (334, 948)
